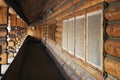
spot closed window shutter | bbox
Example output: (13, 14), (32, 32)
(62, 20), (68, 50)
(68, 18), (74, 55)
(86, 10), (103, 68)
(75, 16), (85, 59)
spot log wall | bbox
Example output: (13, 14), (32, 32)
(104, 1), (120, 79)
(0, 6), (8, 64)
(40, 0), (120, 80)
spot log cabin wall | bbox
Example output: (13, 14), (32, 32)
(40, 0), (120, 80)
(0, 6), (8, 64)
(27, 22), (42, 40)
(104, 1), (120, 80)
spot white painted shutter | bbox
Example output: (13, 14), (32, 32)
(68, 18), (74, 55)
(62, 20), (68, 50)
(75, 16), (85, 59)
(86, 10), (103, 68)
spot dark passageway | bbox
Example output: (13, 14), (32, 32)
(18, 43), (65, 80)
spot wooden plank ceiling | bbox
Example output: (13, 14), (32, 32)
(4, 0), (61, 24)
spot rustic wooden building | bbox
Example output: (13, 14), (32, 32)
(0, 0), (119, 80)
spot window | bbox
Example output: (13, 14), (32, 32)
(68, 18), (74, 55)
(75, 15), (85, 59)
(62, 20), (68, 51)
(62, 9), (103, 69)
(48, 24), (56, 41)
(86, 10), (103, 68)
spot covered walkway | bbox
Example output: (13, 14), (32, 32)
(18, 43), (65, 80)
(1, 36), (66, 80)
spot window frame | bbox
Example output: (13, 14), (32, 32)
(62, 20), (68, 51)
(86, 10), (103, 69)
(75, 15), (85, 60)
(68, 18), (75, 55)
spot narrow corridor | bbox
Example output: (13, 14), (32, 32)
(17, 43), (65, 80)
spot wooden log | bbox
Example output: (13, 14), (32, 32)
(0, 27), (7, 37)
(0, 45), (1, 53)
(56, 27), (62, 32)
(55, 32), (62, 39)
(8, 53), (14, 58)
(8, 41), (15, 47)
(105, 0), (117, 4)
(0, 38), (7, 49)
(104, 57), (120, 79)
(105, 39), (120, 58)
(9, 30), (16, 35)
(105, 2), (120, 21)
(10, 14), (17, 27)
(0, 54), (7, 64)
(0, 7), (7, 24)
(75, 0), (104, 12)
(56, 22), (63, 27)
(17, 18), (21, 27)
(10, 37), (16, 41)
(106, 23), (120, 37)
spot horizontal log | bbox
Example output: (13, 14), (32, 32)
(0, 45), (1, 54)
(0, 54), (7, 64)
(56, 27), (62, 32)
(9, 30), (16, 35)
(0, 27), (7, 37)
(8, 41), (15, 47)
(8, 53), (14, 58)
(10, 37), (16, 41)
(105, 39), (120, 57)
(56, 22), (63, 27)
(106, 23), (120, 37)
(75, 0), (104, 12)
(0, 40), (7, 49)
(0, 7), (7, 24)
(105, 0), (117, 4)
(55, 33), (62, 39)
(104, 57), (120, 79)
(10, 14), (17, 26)
(105, 2), (120, 21)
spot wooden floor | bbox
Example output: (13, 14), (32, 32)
(18, 43), (66, 80)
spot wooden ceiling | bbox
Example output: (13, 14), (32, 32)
(4, 0), (61, 24)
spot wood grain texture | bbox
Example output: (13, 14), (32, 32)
(75, 0), (104, 12)
(9, 30), (16, 35)
(0, 54), (7, 64)
(0, 27), (7, 37)
(105, 0), (117, 4)
(105, 2), (120, 21)
(106, 23), (120, 37)
(56, 27), (62, 32)
(105, 57), (120, 79)
(55, 33), (62, 39)
(10, 14), (17, 26)
(105, 39), (120, 58)
(0, 7), (8, 24)
(17, 18), (21, 27)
